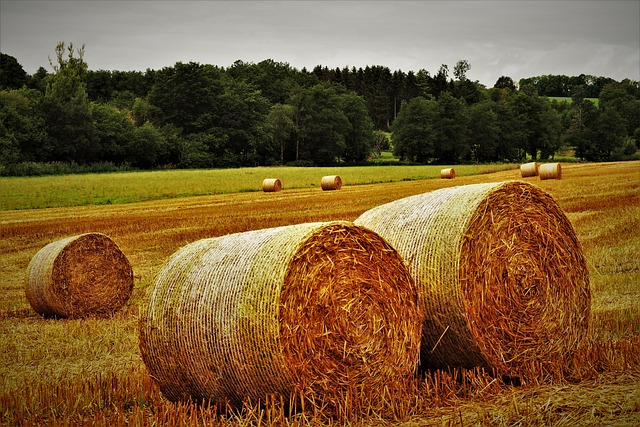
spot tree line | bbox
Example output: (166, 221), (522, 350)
(1, 43), (639, 175)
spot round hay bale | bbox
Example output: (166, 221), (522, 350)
(520, 162), (539, 177)
(440, 168), (455, 179)
(355, 181), (590, 378)
(138, 221), (421, 408)
(261, 178), (282, 192)
(539, 163), (562, 180)
(25, 233), (134, 318)
(320, 175), (342, 190)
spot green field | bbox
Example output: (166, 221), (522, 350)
(547, 96), (599, 106)
(0, 164), (517, 210)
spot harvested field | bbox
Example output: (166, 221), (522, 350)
(0, 161), (638, 425)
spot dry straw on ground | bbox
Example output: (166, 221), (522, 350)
(261, 178), (282, 192)
(440, 168), (456, 179)
(520, 162), (539, 177)
(138, 221), (421, 410)
(25, 233), (134, 318)
(320, 175), (342, 190)
(539, 163), (562, 180)
(355, 181), (590, 379)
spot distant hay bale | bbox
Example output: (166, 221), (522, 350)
(440, 168), (455, 179)
(321, 175), (342, 190)
(539, 163), (562, 180)
(138, 221), (421, 408)
(25, 233), (134, 318)
(355, 181), (590, 378)
(261, 178), (282, 192)
(520, 162), (539, 177)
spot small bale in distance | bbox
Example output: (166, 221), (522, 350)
(25, 233), (134, 318)
(440, 168), (455, 179)
(520, 162), (539, 177)
(138, 221), (421, 411)
(320, 175), (342, 190)
(539, 163), (562, 180)
(355, 181), (590, 379)
(261, 178), (282, 192)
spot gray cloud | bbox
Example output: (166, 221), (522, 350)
(1, 0), (638, 86)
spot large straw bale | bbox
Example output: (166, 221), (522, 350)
(321, 175), (342, 190)
(25, 233), (134, 318)
(262, 178), (282, 192)
(355, 181), (590, 378)
(440, 168), (455, 179)
(138, 221), (421, 408)
(520, 162), (539, 177)
(539, 163), (562, 180)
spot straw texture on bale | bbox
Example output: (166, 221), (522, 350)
(262, 178), (282, 192)
(25, 233), (134, 318)
(520, 162), (539, 177)
(539, 163), (562, 180)
(355, 181), (590, 378)
(138, 221), (421, 408)
(320, 175), (342, 190)
(440, 168), (455, 179)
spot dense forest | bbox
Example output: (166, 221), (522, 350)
(1, 42), (639, 175)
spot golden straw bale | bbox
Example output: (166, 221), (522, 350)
(355, 181), (590, 379)
(520, 162), (539, 177)
(440, 168), (455, 179)
(320, 175), (342, 190)
(261, 178), (282, 192)
(138, 221), (421, 409)
(539, 163), (562, 180)
(25, 233), (133, 318)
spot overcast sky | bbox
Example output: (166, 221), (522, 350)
(1, 0), (638, 87)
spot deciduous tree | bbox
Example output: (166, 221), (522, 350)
(265, 103), (295, 165)
(392, 97), (437, 163)
(340, 93), (375, 163)
(0, 53), (28, 90)
(41, 42), (97, 163)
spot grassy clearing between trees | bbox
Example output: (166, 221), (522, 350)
(547, 96), (599, 106)
(0, 161), (638, 426)
(0, 163), (516, 211)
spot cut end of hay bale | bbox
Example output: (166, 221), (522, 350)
(138, 222), (421, 410)
(539, 163), (562, 180)
(520, 162), (539, 177)
(440, 168), (455, 179)
(321, 175), (342, 190)
(262, 178), (282, 192)
(459, 181), (588, 377)
(279, 224), (421, 402)
(25, 233), (134, 318)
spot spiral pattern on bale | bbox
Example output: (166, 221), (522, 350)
(138, 221), (421, 408)
(25, 233), (134, 318)
(355, 181), (590, 378)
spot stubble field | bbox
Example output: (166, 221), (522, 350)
(1, 161), (639, 426)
